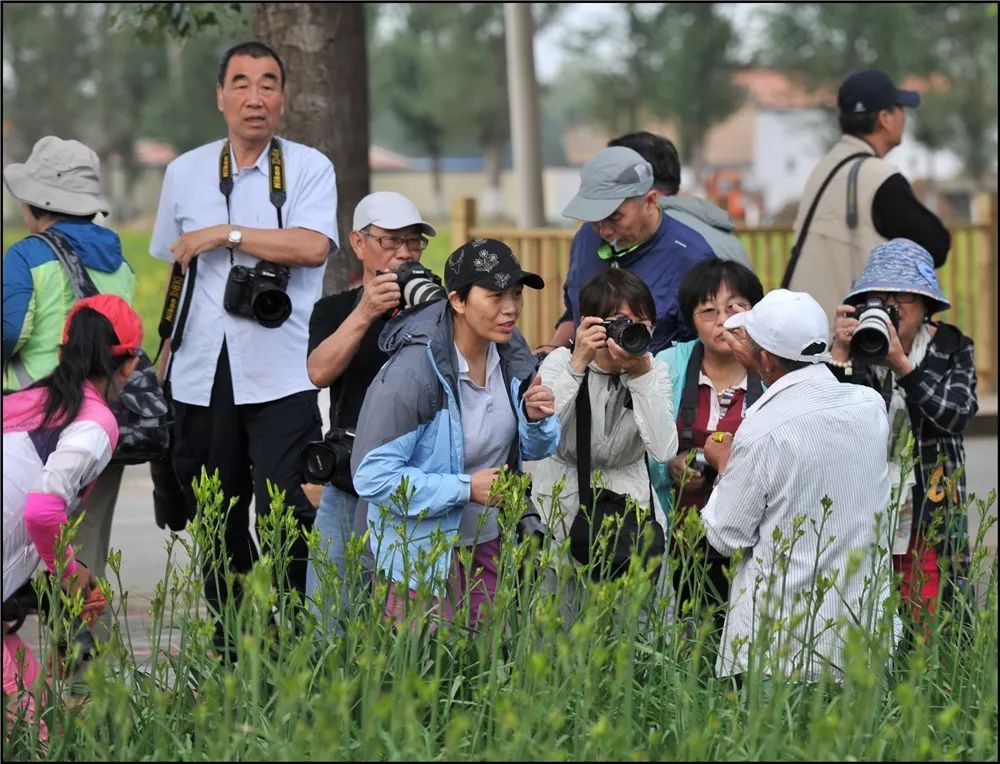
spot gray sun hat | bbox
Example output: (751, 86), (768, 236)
(563, 146), (654, 222)
(3, 136), (109, 216)
(845, 238), (950, 314)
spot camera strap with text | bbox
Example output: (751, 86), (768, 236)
(218, 138), (286, 268)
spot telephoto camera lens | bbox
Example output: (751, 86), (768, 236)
(850, 298), (898, 364)
(395, 262), (446, 309)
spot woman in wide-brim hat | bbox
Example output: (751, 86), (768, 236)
(829, 237), (978, 621)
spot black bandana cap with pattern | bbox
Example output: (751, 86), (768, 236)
(444, 238), (545, 294)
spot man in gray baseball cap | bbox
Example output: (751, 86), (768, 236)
(541, 145), (715, 356)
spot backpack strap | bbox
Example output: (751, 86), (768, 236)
(574, 368), (594, 511)
(31, 230), (100, 299)
(781, 151), (870, 288)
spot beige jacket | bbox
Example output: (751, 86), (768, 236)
(789, 134), (897, 323)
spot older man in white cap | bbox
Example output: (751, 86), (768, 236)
(699, 289), (896, 682)
(2, 136), (135, 623)
(541, 146), (715, 357)
(304, 190), (437, 632)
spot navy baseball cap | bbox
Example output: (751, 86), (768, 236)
(838, 69), (920, 114)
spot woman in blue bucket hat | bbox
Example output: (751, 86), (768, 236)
(828, 237), (978, 621)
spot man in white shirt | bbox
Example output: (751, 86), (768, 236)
(700, 289), (895, 682)
(150, 41), (338, 643)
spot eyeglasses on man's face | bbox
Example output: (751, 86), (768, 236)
(362, 231), (429, 252)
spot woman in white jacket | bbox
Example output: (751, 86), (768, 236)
(530, 269), (677, 594)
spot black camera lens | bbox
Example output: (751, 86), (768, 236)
(253, 288), (292, 329)
(603, 317), (651, 356)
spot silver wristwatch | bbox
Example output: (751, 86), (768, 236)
(227, 225), (242, 249)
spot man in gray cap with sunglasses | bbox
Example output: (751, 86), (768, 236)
(3, 135), (136, 626)
(541, 146), (715, 357)
(785, 69), (951, 322)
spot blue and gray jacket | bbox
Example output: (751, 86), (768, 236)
(351, 299), (560, 587)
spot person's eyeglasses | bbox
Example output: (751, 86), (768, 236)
(693, 300), (752, 322)
(362, 231), (429, 252)
(873, 291), (918, 305)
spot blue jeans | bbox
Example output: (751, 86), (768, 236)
(305, 484), (358, 634)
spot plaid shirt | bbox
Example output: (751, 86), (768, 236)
(844, 322), (978, 574)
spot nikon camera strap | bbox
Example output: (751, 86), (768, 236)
(160, 139), (288, 365)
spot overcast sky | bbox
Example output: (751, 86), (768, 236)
(533, 3), (770, 82)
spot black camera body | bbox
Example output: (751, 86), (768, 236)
(849, 297), (900, 364)
(602, 316), (652, 356)
(302, 427), (357, 495)
(224, 260), (292, 328)
(376, 262), (446, 313)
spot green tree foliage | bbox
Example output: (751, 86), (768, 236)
(564, 3), (745, 184)
(370, 3), (562, 216)
(759, 2), (998, 186)
(3, 3), (251, 220)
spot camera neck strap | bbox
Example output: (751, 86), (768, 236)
(218, 138), (286, 265)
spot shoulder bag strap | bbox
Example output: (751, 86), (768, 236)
(846, 156), (869, 230)
(32, 230), (100, 299)
(781, 151), (870, 288)
(574, 368), (594, 511)
(677, 341), (705, 452)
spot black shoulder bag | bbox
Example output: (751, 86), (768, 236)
(781, 152), (870, 289)
(568, 369), (665, 581)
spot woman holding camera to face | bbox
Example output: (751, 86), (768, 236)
(649, 258), (764, 630)
(530, 269), (677, 576)
(830, 238), (977, 617)
(351, 239), (559, 629)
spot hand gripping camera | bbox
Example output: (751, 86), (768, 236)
(223, 260), (292, 328)
(302, 427), (357, 495)
(375, 262), (446, 313)
(850, 296), (900, 364)
(602, 316), (652, 356)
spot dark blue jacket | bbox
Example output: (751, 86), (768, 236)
(562, 214), (715, 353)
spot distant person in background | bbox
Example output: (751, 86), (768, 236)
(543, 146), (715, 357)
(607, 131), (753, 271)
(785, 69), (950, 320)
(2, 136), (136, 610)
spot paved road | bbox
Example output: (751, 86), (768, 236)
(106, 433), (998, 612)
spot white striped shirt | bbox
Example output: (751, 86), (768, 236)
(702, 363), (896, 680)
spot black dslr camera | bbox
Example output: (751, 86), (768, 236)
(302, 427), (357, 495)
(376, 262), (446, 312)
(849, 296), (900, 364)
(224, 260), (292, 328)
(602, 316), (652, 356)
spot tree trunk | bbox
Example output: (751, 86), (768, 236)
(253, 3), (370, 295)
(481, 139), (504, 221)
(430, 153), (446, 220)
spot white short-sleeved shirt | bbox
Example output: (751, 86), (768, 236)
(150, 137), (338, 406)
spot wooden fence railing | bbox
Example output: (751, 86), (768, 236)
(452, 195), (998, 393)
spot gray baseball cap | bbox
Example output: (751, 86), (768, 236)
(3, 136), (109, 216)
(563, 146), (654, 222)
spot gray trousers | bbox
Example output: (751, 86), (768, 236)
(73, 461), (125, 638)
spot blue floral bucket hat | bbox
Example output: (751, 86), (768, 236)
(845, 238), (950, 314)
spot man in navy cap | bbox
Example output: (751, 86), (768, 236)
(784, 69), (950, 323)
